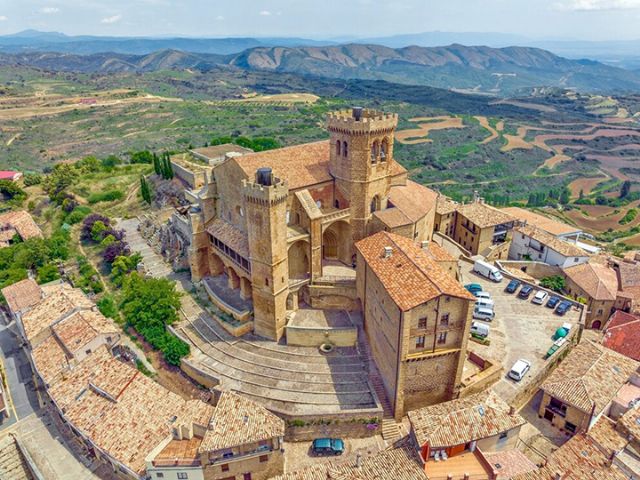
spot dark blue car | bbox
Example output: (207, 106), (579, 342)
(518, 285), (533, 299)
(311, 438), (345, 456)
(555, 301), (572, 316)
(546, 296), (561, 309)
(505, 279), (521, 294)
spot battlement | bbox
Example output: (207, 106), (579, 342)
(242, 175), (289, 206)
(327, 108), (398, 135)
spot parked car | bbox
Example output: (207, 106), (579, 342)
(546, 296), (561, 309)
(470, 321), (490, 338)
(473, 260), (503, 282)
(518, 285), (534, 299)
(508, 359), (531, 382)
(475, 291), (492, 300)
(475, 298), (495, 309)
(532, 291), (549, 305)
(465, 283), (483, 295)
(311, 438), (345, 456)
(555, 301), (572, 316)
(473, 306), (495, 322)
(505, 279), (521, 294)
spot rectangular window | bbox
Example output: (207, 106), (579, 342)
(416, 336), (425, 349)
(440, 314), (450, 326)
(177, 474), (188, 480)
(221, 464), (229, 472)
(499, 432), (508, 440)
(437, 332), (447, 344)
(597, 309), (603, 315)
(418, 317), (427, 329)
(244, 474), (252, 480)
(156, 474), (164, 479)
(259, 455), (269, 463)
(565, 421), (577, 433)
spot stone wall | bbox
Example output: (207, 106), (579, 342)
(305, 283), (360, 311)
(497, 260), (563, 280)
(138, 214), (190, 271)
(285, 325), (357, 347)
(459, 352), (502, 398)
(284, 422), (379, 442)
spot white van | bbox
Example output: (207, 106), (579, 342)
(473, 306), (495, 322)
(475, 298), (495, 309)
(473, 260), (503, 283)
(508, 359), (531, 381)
(470, 321), (490, 338)
(475, 291), (492, 301)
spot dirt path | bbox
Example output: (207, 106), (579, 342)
(396, 116), (466, 144)
(475, 116), (501, 145)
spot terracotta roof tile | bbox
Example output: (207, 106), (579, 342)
(541, 341), (639, 415)
(0, 211), (43, 243)
(206, 219), (250, 259)
(52, 310), (118, 354)
(483, 449), (537, 478)
(514, 225), (588, 258)
(200, 392), (284, 452)
(387, 180), (438, 223)
(372, 207), (412, 228)
(408, 389), (525, 448)
(502, 207), (580, 237)
(356, 231), (475, 311)
(563, 261), (619, 301)
(0, 278), (42, 314)
(32, 335), (71, 385)
(586, 416), (627, 459)
(233, 141), (331, 190)
(619, 407), (640, 442)
(457, 202), (515, 229)
(436, 196), (459, 215)
(603, 311), (640, 361)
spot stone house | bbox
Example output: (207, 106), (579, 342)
(0, 210), (43, 248)
(451, 201), (516, 256)
(538, 341), (639, 436)
(355, 231), (475, 420)
(434, 196), (458, 238)
(508, 224), (589, 268)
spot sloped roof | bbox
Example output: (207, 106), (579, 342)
(232, 141), (332, 190)
(603, 311), (640, 361)
(502, 207), (580, 237)
(356, 231), (475, 311)
(619, 407), (640, 443)
(408, 389), (526, 448)
(457, 202), (515, 228)
(514, 224), (588, 258)
(0, 211), (43, 243)
(387, 180), (438, 223)
(541, 341), (639, 415)
(200, 391), (284, 452)
(0, 278), (42, 315)
(436, 196), (459, 215)
(52, 310), (118, 354)
(563, 261), (619, 301)
(206, 218), (250, 259)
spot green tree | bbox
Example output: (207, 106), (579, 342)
(37, 263), (60, 284)
(560, 188), (570, 205)
(42, 164), (79, 203)
(540, 275), (566, 293)
(130, 150), (154, 164)
(111, 253), (142, 286)
(152, 153), (161, 176)
(0, 180), (27, 205)
(620, 180), (632, 199)
(140, 176), (152, 204)
(91, 221), (108, 242)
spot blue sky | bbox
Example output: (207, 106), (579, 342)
(0, 0), (639, 40)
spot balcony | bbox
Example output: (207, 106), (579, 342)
(209, 446), (273, 465)
(545, 404), (567, 418)
(426, 449), (493, 480)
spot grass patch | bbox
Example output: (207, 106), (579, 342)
(88, 189), (125, 204)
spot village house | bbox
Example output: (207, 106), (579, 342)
(508, 224), (589, 268)
(355, 231), (475, 419)
(0, 210), (42, 248)
(563, 260), (619, 329)
(612, 258), (640, 314)
(434, 196), (458, 238)
(0, 170), (23, 182)
(408, 389), (528, 479)
(603, 310), (640, 362)
(450, 200), (516, 257)
(538, 341), (639, 436)
(1, 279), (285, 480)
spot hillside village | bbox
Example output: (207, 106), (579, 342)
(1, 107), (640, 480)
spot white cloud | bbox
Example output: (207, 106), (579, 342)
(259, 10), (272, 16)
(556, 0), (640, 10)
(40, 7), (60, 14)
(100, 14), (122, 24)
(0, 15), (6, 21)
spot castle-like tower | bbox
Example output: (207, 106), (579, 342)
(327, 108), (398, 242)
(243, 168), (290, 341)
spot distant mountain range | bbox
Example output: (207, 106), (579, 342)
(2, 34), (640, 95)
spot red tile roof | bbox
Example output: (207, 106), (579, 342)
(0, 171), (20, 180)
(356, 231), (475, 311)
(0, 278), (42, 314)
(603, 311), (640, 361)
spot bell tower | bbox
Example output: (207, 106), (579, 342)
(243, 168), (290, 341)
(327, 107), (398, 241)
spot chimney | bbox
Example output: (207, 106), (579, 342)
(384, 246), (393, 258)
(352, 107), (363, 121)
(256, 167), (273, 186)
(509, 405), (516, 415)
(555, 472), (562, 480)
(355, 453), (362, 468)
(473, 190), (480, 203)
(421, 240), (429, 250)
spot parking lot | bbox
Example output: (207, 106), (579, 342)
(284, 435), (384, 472)
(460, 262), (581, 403)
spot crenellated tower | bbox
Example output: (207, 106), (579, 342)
(327, 107), (398, 241)
(243, 168), (290, 341)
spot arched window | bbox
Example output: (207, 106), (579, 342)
(343, 142), (348, 157)
(371, 140), (379, 164)
(381, 138), (389, 162)
(370, 195), (381, 213)
(336, 140), (341, 157)
(286, 210), (291, 225)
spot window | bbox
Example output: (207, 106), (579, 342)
(418, 317), (427, 329)
(343, 142), (348, 157)
(244, 474), (252, 480)
(336, 140), (341, 156)
(265, 278), (269, 287)
(259, 455), (269, 463)
(440, 314), (450, 326)
(221, 464), (230, 472)
(177, 474), (188, 480)
(549, 397), (567, 416)
(416, 336), (425, 349)
(499, 432), (508, 440)
(574, 257), (579, 262)
(597, 309), (603, 315)
(564, 421), (577, 434)
(437, 332), (447, 344)
(334, 199), (340, 209)
(286, 210), (291, 224)
(85, 349), (91, 355)
(445, 296), (450, 303)
(156, 474), (164, 479)
(371, 141), (379, 164)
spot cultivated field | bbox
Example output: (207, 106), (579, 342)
(395, 116), (466, 144)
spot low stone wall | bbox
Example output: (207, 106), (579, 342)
(203, 281), (252, 322)
(170, 159), (207, 190)
(285, 325), (357, 347)
(497, 260), (563, 281)
(285, 422), (380, 442)
(459, 352), (502, 398)
(305, 284), (360, 311)
(180, 358), (220, 389)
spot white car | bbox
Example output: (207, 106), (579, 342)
(532, 291), (548, 305)
(475, 291), (492, 301)
(508, 359), (531, 381)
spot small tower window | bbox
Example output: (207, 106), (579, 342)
(343, 142), (348, 157)
(381, 138), (389, 162)
(286, 210), (291, 225)
(336, 140), (341, 157)
(371, 140), (379, 164)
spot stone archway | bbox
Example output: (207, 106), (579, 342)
(227, 266), (241, 290)
(322, 220), (352, 264)
(288, 240), (310, 279)
(591, 320), (602, 330)
(208, 252), (225, 276)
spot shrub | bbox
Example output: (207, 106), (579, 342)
(97, 294), (119, 320)
(102, 241), (130, 264)
(37, 263), (60, 284)
(91, 221), (109, 242)
(22, 173), (43, 186)
(619, 208), (638, 225)
(540, 275), (566, 293)
(66, 206), (92, 224)
(81, 214), (110, 241)
(130, 150), (154, 164)
(88, 189), (124, 204)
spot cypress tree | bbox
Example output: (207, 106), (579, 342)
(152, 153), (161, 175)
